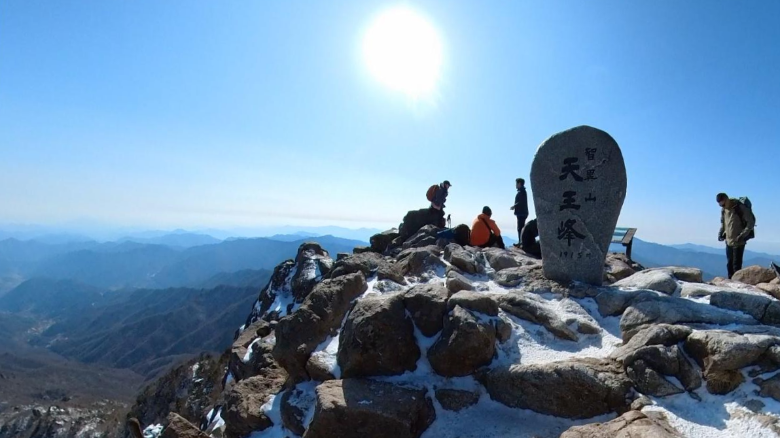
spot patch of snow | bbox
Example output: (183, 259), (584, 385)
(225, 372), (235, 386)
(644, 369), (780, 437)
(495, 305), (621, 367)
(577, 297), (622, 339)
(243, 338), (262, 363)
(261, 394), (283, 428)
(309, 309), (352, 379)
(689, 295), (712, 305)
(142, 424), (163, 438)
(361, 275), (380, 298)
(310, 332), (342, 379)
(288, 381), (318, 430)
(422, 392), (615, 438)
(191, 363), (200, 378)
(246, 392), (293, 438)
(204, 407), (225, 432)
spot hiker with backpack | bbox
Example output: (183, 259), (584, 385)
(426, 180), (451, 227)
(510, 177), (529, 246)
(717, 192), (756, 278)
(470, 206), (505, 249)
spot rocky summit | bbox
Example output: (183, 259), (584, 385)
(129, 226), (780, 438)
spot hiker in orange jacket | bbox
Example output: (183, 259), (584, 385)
(470, 207), (505, 249)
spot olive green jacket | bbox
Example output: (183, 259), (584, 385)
(719, 199), (754, 247)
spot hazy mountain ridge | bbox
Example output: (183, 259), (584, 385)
(0, 234), (363, 290)
(631, 238), (778, 280)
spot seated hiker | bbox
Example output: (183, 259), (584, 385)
(521, 218), (541, 258)
(470, 206), (504, 249)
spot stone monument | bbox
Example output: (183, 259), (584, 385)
(530, 126), (627, 285)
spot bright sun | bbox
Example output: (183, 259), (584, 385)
(363, 6), (443, 99)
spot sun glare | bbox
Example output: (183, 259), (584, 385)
(363, 6), (443, 100)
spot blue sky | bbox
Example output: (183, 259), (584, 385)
(1, 1), (778, 249)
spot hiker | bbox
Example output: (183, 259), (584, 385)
(427, 180), (451, 227)
(521, 218), (541, 258)
(470, 206), (504, 249)
(717, 193), (756, 278)
(510, 177), (529, 246)
(772, 261), (780, 280)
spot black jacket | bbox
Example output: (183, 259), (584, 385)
(514, 187), (528, 217)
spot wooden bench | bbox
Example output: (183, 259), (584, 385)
(612, 227), (637, 260)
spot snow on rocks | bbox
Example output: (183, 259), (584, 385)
(612, 269), (679, 295)
(206, 241), (780, 438)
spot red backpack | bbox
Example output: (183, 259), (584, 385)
(426, 184), (439, 202)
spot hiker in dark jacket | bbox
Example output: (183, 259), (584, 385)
(521, 218), (541, 258)
(430, 180), (451, 227)
(717, 192), (755, 278)
(510, 178), (529, 246)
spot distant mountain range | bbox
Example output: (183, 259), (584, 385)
(0, 233), (366, 292)
(0, 225), (383, 244)
(628, 239), (778, 280)
(0, 273), (271, 379)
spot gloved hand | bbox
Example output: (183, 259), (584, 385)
(718, 232), (725, 242)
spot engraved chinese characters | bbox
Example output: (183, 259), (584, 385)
(530, 126), (627, 285)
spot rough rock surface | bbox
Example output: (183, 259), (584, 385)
(338, 294), (420, 378)
(370, 229), (400, 254)
(447, 291), (499, 316)
(560, 410), (683, 438)
(161, 413), (210, 438)
(273, 273), (368, 381)
(428, 306), (496, 377)
(610, 324), (693, 362)
(683, 329), (780, 374)
(482, 247), (527, 271)
(445, 270), (474, 293)
(403, 283), (449, 337)
(402, 225), (440, 250)
(223, 368), (288, 438)
(620, 296), (758, 341)
(396, 246), (444, 276)
(444, 244), (482, 275)
(645, 266), (704, 284)
(710, 291), (780, 325)
(329, 252), (404, 285)
(733, 265), (778, 286)
(303, 379), (436, 438)
(479, 358), (633, 419)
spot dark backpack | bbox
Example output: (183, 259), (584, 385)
(735, 196), (756, 240)
(453, 224), (470, 246)
(426, 184), (439, 202)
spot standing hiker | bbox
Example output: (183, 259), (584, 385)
(717, 192), (756, 278)
(427, 180), (451, 227)
(471, 206), (504, 249)
(510, 178), (528, 246)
